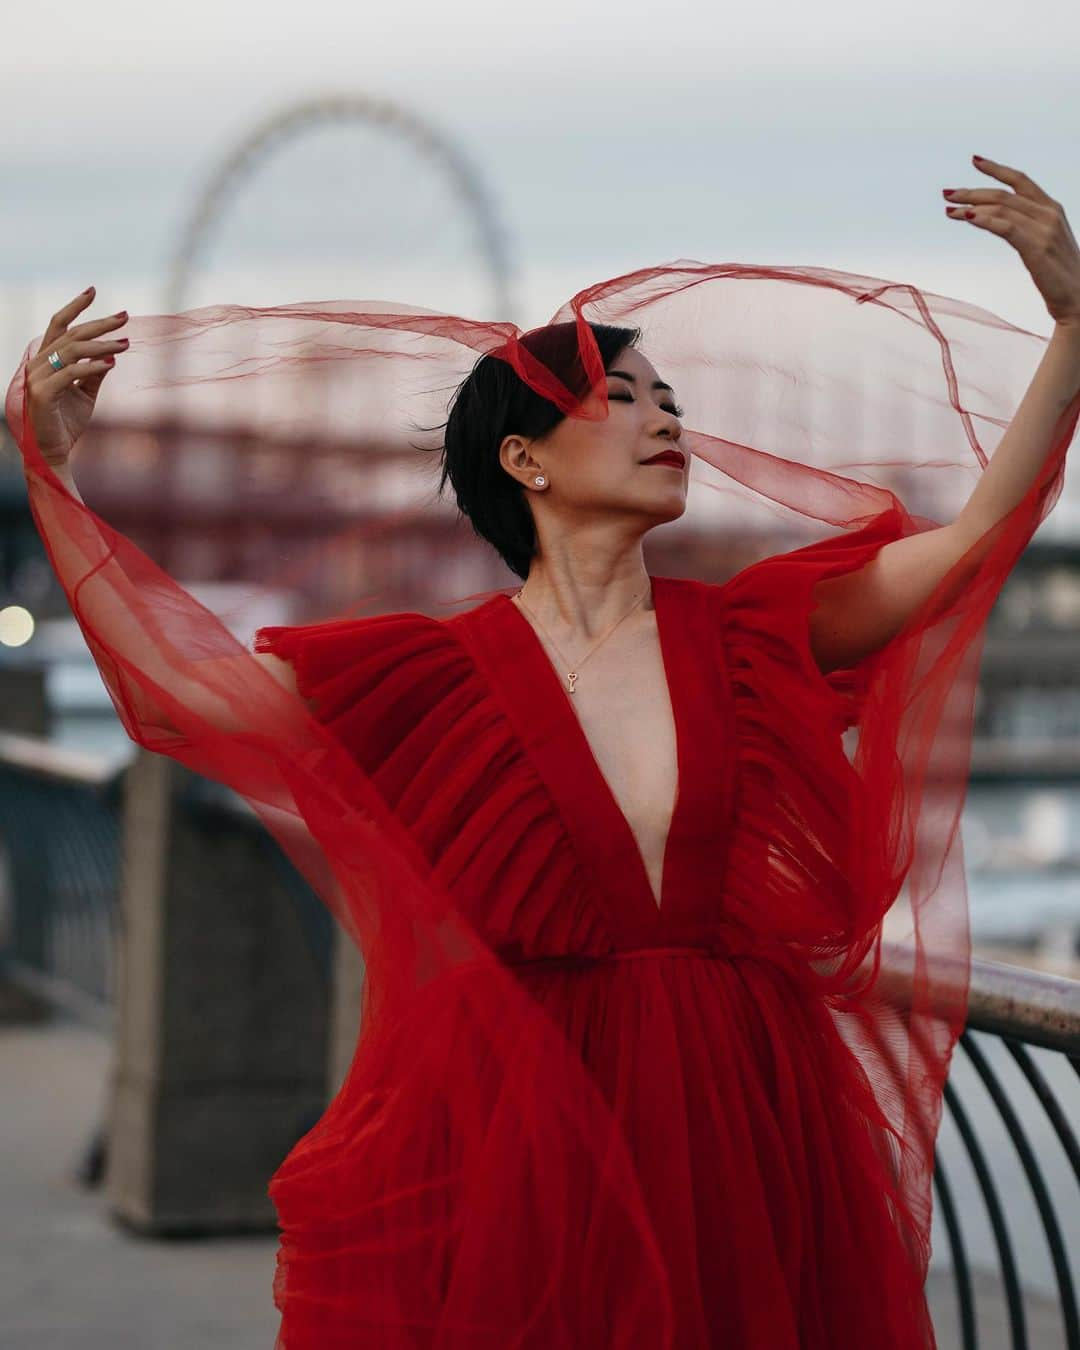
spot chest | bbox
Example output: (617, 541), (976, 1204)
(444, 577), (735, 925)
(576, 634), (676, 809)
(521, 608), (679, 909)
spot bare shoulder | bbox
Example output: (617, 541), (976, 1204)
(252, 648), (298, 691)
(251, 648), (321, 713)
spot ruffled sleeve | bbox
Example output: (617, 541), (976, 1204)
(712, 502), (914, 987)
(720, 503), (909, 734)
(254, 612), (450, 729)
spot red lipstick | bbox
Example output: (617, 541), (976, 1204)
(641, 449), (686, 469)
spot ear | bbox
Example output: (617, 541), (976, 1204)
(498, 433), (540, 487)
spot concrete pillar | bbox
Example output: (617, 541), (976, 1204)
(106, 749), (330, 1233)
(327, 929), (365, 1098)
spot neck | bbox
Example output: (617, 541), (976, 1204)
(514, 543), (654, 639)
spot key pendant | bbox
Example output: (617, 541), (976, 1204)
(567, 671), (578, 694)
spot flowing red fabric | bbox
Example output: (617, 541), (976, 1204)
(7, 261), (1076, 1348)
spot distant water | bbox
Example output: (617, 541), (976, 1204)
(50, 714), (136, 764)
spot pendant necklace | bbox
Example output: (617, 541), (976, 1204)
(513, 583), (649, 695)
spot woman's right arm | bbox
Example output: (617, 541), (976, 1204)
(19, 288), (314, 740)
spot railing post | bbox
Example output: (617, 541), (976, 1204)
(105, 748), (331, 1233)
(327, 926), (365, 1098)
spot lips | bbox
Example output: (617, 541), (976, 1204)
(641, 449), (686, 469)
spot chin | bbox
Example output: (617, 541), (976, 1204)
(648, 495), (688, 527)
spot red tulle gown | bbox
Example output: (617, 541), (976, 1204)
(254, 516), (934, 1346)
(7, 262), (1075, 1348)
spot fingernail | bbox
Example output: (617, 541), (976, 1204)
(104, 356), (116, 365)
(973, 154), (987, 163)
(83, 285), (95, 295)
(942, 189), (956, 198)
(115, 310), (128, 319)
(964, 210), (976, 220)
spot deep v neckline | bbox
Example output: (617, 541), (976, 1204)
(453, 573), (738, 936)
(493, 577), (684, 919)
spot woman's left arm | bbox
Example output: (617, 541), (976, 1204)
(810, 155), (1080, 676)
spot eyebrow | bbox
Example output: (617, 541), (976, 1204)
(607, 369), (676, 396)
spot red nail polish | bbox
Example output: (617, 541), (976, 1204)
(964, 210), (976, 220)
(942, 189), (956, 198)
(104, 355), (116, 365)
(83, 285), (95, 295)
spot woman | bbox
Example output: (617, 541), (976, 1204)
(9, 155), (1080, 1347)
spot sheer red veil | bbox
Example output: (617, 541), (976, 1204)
(6, 261), (1075, 1347)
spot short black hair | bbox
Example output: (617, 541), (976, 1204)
(423, 320), (642, 580)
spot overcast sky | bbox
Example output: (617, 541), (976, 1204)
(5, 0), (1079, 458)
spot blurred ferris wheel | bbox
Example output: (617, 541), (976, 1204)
(164, 93), (518, 323)
(155, 92), (520, 444)
(49, 93), (524, 622)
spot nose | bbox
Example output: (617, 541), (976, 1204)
(650, 407), (681, 438)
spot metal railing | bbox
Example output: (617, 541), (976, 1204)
(0, 732), (124, 1022)
(929, 954), (1080, 1350)
(1, 732), (1078, 1346)
(0, 731), (332, 1025)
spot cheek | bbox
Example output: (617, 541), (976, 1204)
(584, 439), (639, 490)
(557, 426), (631, 481)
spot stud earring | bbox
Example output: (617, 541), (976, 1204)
(534, 475), (546, 486)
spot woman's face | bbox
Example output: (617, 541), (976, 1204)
(500, 345), (689, 531)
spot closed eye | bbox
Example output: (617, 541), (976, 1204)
(609, 391), (684, 419)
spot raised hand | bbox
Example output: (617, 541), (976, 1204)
(25, 286), (129, 466)
(943, 155), (1080, 328)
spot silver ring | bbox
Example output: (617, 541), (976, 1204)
(47, 349), (65, 372)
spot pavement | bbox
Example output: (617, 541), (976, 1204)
(1, 1006), (1071, 1349)
(1, 1011), (281, 1349)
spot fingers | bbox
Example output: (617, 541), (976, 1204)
(35, 286), (128, 354)
(971, 154), (1057, 207)
(29, 336), (122, 380)
(67, 309), (129, 344)
(30, 291), (129, 374)
(71, 367), (111, 402)
(37, 356), (116, 397)
(942, 187), (1049, 224)
(37, 286), (97, 353)
(953, 205), (1064, 253)
(51, 336), (129, 363)
(942, 157), (1062, 239)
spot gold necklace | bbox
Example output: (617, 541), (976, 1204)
(513, 583), (649, 695)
